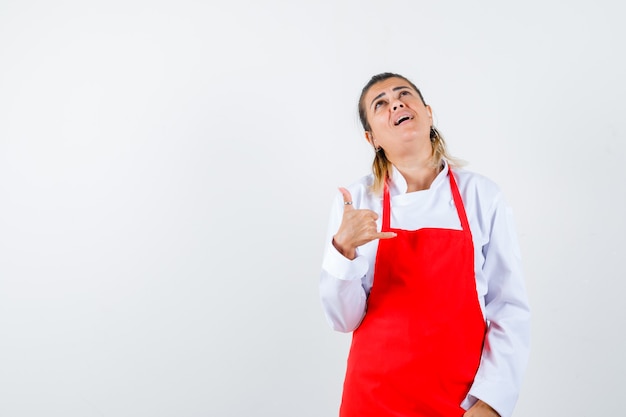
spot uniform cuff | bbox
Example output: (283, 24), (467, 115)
(321, 243), (368, 280)
(467, 378), (519, 417)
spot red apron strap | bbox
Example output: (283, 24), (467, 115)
(382, 180), (391, 231)
(448, 169), (472, 238)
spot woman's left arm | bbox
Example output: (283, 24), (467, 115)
(466, 192), (531, 417)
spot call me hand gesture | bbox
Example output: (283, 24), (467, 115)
(331, 187), (397, 260)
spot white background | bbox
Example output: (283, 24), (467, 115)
(1, 1), (624, 416)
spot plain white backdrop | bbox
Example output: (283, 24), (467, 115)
(1, 0), (624, 415)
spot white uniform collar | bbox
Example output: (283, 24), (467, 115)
(389, 159), (450, 195)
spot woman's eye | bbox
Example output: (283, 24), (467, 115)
(400, 90), (410, 96)
(375, 101), (385, 110)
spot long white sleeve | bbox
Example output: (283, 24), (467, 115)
(319, 182), (372, 332)
(464, 192), (531, 417)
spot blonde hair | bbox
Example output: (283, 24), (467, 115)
(358, 73), (461, 194)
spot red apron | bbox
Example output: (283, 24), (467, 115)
(340, 170), (486, 417)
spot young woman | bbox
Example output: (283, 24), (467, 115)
(320, 73), (530, 417)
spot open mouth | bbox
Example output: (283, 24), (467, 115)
(394, 115), (412, 126)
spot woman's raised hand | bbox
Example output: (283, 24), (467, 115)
(332, 187), (397, 260)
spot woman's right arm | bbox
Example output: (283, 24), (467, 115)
(319, 187), (395, 332)
(320, 246), (369, 332)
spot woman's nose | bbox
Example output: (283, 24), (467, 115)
(392, 102), (404, 111)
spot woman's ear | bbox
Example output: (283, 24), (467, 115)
(364, 131), (374, 147)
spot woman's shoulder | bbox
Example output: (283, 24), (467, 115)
(344, 172), (373, 190)
(450, 166), (503, 201)
(342, 173), (377, 208)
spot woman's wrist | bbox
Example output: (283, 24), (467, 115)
(332, 236), (356, 260)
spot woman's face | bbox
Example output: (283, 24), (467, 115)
(363, 77), (433, 155)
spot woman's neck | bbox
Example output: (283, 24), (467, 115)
(392, 155), (441, 193)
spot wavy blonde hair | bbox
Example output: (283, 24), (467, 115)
(358, 73), (460, 194)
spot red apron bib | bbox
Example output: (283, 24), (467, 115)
(340, 170), (486, 417)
